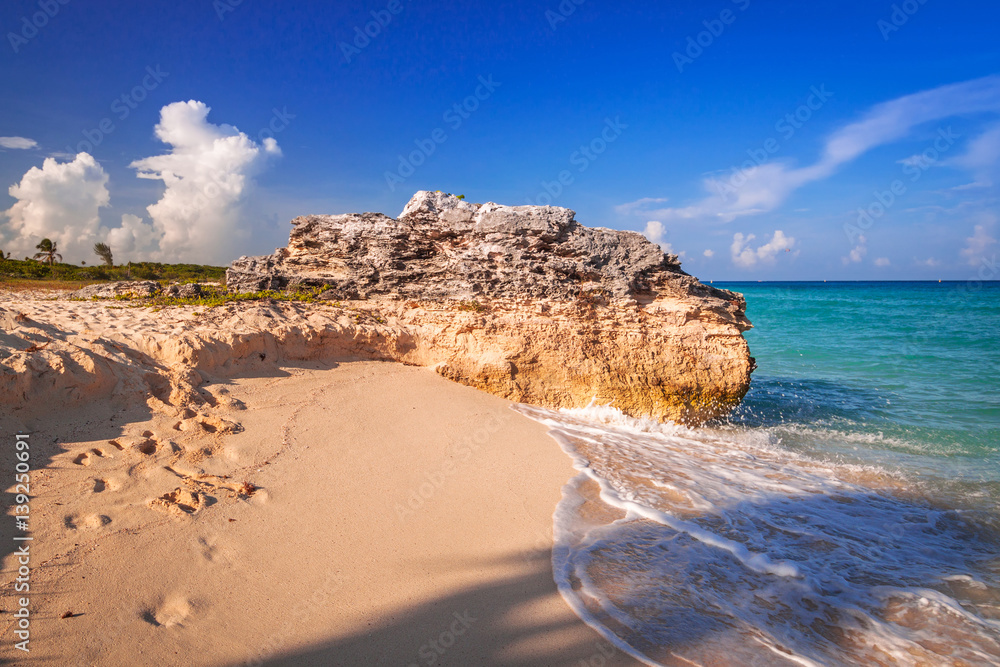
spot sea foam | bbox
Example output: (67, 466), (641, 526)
(515, 403), (1000, 666)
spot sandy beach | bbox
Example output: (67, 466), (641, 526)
(0, 290), (638, 665)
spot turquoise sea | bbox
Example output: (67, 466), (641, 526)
(519, 281), (1000, 666)
(730, 281), (1000, 489)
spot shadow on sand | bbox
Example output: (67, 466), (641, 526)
(245, 551), (637, 667)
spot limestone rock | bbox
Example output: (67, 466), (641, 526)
(165, 283), (203, 298)
(71, 281), (162, 299)
(226, 192), (754, 423)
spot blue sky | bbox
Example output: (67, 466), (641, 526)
(1, 0), (999, 280)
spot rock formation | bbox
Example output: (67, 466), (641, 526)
(227, 191), (753, 423)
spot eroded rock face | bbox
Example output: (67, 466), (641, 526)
(71, 280), (162, 299)
(227, 191), (754, 423)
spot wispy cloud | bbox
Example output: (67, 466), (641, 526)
(0, 136), (38, 150)
(619, 75), (1000, 223)
(950, 123), (1000, 186)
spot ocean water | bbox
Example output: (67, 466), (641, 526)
(518, 282), (1000, 666)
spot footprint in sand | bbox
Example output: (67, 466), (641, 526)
(64, 513), (112, 530)
(149, 488), (203, 517)
(115, 436), (159, 455)
(141, 596), (193, 628)
(88, 477), (121, 493)
(170, 410), (243, 435)
(73, 448), (108, 466)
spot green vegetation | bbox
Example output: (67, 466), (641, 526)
(74, 285), (333, 310)
(0, 258), (227, 287)
(33, 238), (62, 266)
(457, 299), (486, 313)
(140, 285), (328, 308)
(93, 243), (114, 267)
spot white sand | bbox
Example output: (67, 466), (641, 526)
(1, 303), (638, 667)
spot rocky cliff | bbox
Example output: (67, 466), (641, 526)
(227, 191), (753, 423)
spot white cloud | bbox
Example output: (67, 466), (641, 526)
(643, 220), (665, 244)
(917, 257), (942, 268)
(616, 197), (668, 216)
(1, 153), (109, 262)
(0, 136), (37, 150)
(620, 75), (1000, 224)
(960, 221), (998, 266)
(641, 220), (686, 259)
(843, 235), (868, 264)
(730, 230), (796, 268)
(950, 123), (1000, 185)
(105, 213), (159, 260)
(897, 154), (936, 169)
(874, 257), (891, 267)
(128, 100), (281, 264)
(1, 102), (281, 265)
(703, 249), (715, 258)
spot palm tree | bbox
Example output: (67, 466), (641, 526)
(33, 238), (62, 266)
(93, 242), (114, 267)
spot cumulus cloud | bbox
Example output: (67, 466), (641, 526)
(1, 101), (280, 265)
(730, 230), (796, 268)
(618, 75), (1000, 224)
(703, 249), (715, 258)
(843, 235), (868, 264)
(128, 100), (281, 263)
(642, 220), (686, 258)
(874, 257), (891, 267)
(643, 220), (666, 244)
(960, 221), (998, 266)
(917, 257), (942, 268)
(1, 153), (109, 261)
(105, 213), (159, 258)
(0, 136), (37, 150)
